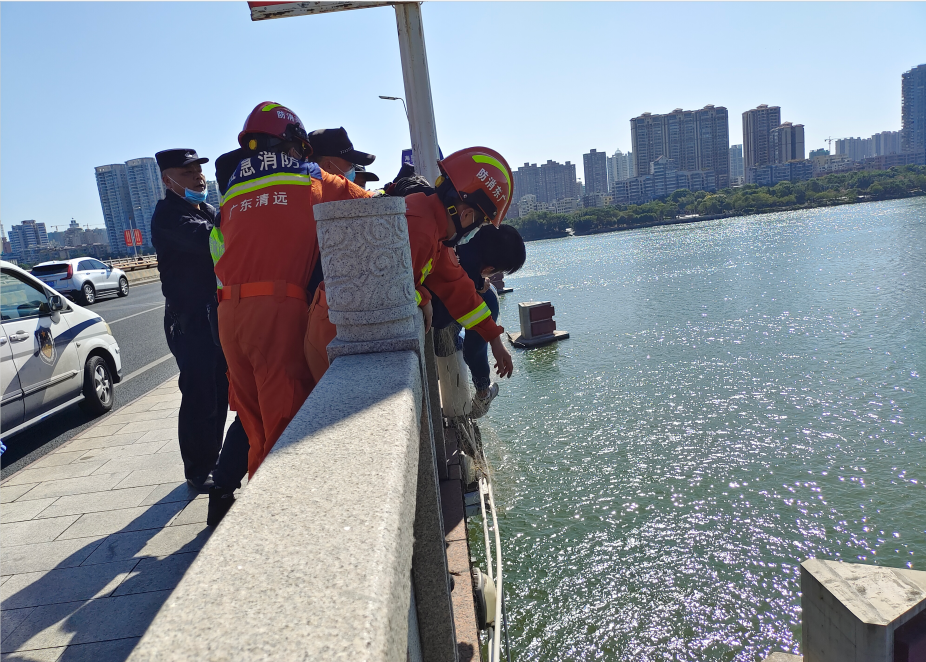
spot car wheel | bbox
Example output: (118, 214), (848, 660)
(81, 282), (96, 305)
(117, 276), (129, 297)
(79, 356), (115, 414)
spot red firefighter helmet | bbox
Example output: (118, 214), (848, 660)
(437, 147), (514, 226)
(237, 101), (312, 155)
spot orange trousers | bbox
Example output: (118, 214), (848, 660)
(218, 291), (316, 477)
(304, 283), (337, 385)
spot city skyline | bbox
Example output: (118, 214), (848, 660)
(2, 2), (924, 228)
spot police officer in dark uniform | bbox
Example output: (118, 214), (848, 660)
(151, 149), (229, 493)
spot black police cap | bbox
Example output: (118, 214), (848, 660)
(155, 148), (209, 171)
(308, 128), (375, 166)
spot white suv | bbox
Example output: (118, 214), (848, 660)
(1, 261), (123, 439)
(31, 258), (129, 305)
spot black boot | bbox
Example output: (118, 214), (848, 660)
(207, 486), (235, 527)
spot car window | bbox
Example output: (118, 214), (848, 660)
(89, 259), (108, 270)
(77, 260), (93, 271)
(1, 271), (49, 321)
(31, 263), (70, 277)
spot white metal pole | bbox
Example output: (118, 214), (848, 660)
(394, 2), (441, 186)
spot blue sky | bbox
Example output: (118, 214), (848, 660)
(2, 2), (924, 230)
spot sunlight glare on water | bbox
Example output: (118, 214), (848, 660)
(476, 198), (925, 661)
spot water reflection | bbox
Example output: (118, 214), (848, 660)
(477, 198), (926, 661)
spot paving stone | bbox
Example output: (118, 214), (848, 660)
(1, 500), (56, 524)
(57, 503), (187, 541)
(168, 499), (207, 527)
(146, 400), (181, 411)
(52, 434), (145, 456)
(1, 517), (80, 547)
(26, 453), (86, 471)
(134, 429), (177, 445)
(0, 578), (8, 588)
(1, 607), (35, 644)
(55, 637), (140, 662)
(34, 488), (156, 521)
(0, 591), (172, 652)
(1, 561), (138, 610)
(1, 645), (64, 660)
(102, 410), (177, 427)
(111, 467), (186, 490)
(154, 443), (180, 455)
(137, 483), (197, 507)
(0, 485), (38, 504)
(114, 399), (158, 414)
(71, 423), (128, 440)
(115, 419), (176, 435)
(90, 454), (183, 477)
(73, 443), (167, 465)
(13, 475), (131, 503)
(81, 524), (211, 566)
(3, 463), (109, 488)
(111, 553), (197, 597)
(1, 538), (105, 576)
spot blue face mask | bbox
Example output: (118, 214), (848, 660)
(344, 166), (356, 182)
(168, 176), (208, 204)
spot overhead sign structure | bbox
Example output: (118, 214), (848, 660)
(247, 1), (442, 186)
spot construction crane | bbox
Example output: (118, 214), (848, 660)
(825, 136), (834, 153)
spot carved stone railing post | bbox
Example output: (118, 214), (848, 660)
(314, 197), (458, 662)
(314, 197), (423, 360)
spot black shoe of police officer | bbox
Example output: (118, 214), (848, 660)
(186, 474), (214, 494)
(207, 486), (236, 527)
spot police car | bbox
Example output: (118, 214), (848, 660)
(1, 260), (122, 439)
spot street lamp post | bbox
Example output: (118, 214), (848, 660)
(379, 95), (409, 120)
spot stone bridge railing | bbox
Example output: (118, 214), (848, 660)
(128, 197), (459, 661)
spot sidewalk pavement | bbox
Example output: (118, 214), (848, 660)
(1, 375), (236, 662)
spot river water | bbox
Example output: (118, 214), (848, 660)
(480, 198), (925, 661)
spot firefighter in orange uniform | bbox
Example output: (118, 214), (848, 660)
(305, 146), (515, 384)
(216, 102), (370, 477)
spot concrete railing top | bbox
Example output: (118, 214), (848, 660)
(128, 351), (424, 662)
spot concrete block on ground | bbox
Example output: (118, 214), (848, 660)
(801, 559), (926, 662)
(168, 499), (207, 527)
(74, 442), (169, 464)
(111, 466), (186, 490)
(1, 517), (80, 547)
(110, 552), (198, 597)
(56, 502), (187, 541)
(1, 561), (138, 610)
(762, 653), (802, 662)
(134, 429), (177, 445)
(34, 487), (155, 520)
(0, 590), (171, 652)
(70, 423), (129, 440)
(1, 537), (105, 576)
(81, 523), (210, 566)
(27, 451), (87, 470)
(0, 484), (38, 504)
(1, 607), (36, 644)
(0, 644), (65, 660)
(1, 500), (56, 524)
(90, 454), (183, 476)
(13, 474), (132, 503)
(137, 483), (198, 506)
(51, 432), (145, 454)
(53, 637), (141, 661)
(115, 419), (177, 435)
(3, 462), (109, 488)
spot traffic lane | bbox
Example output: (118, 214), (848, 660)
(1, 282), (181, 478)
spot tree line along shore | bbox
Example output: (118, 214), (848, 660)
(504, 165), (926, 241)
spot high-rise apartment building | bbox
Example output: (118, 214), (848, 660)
(742, 104), (782, 169)
(583, 149), (609, 195)
(607, 150), (634, 187)
(7, 220), (49, 257)
(770, 122), (805, 163)
(206, 181), (221, 209)
(872, 130), (902, 156)
(514, 160), (578, 204)
(901, 64), (926, 153)
(95, 164), (138, 257)
(729, 144), (744, 179)
(834, 137), (872, 162)
(631, 105), (729, 188)
(513, 163), (543, 203)
(126, 157), (165, 249)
